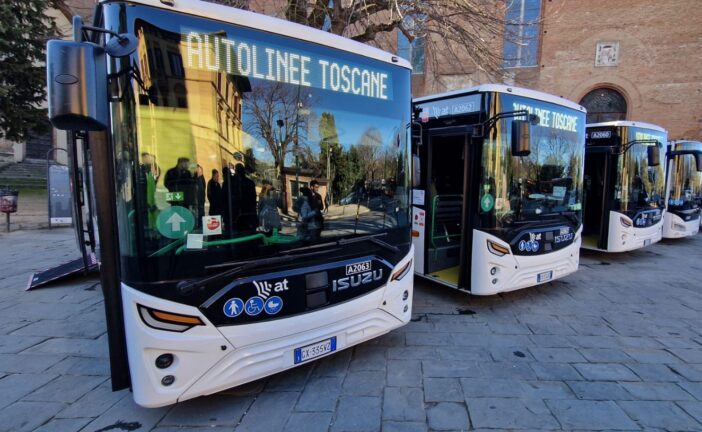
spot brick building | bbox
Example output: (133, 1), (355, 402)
(408, 0), (702, 141)
(8, 0), (700, 164)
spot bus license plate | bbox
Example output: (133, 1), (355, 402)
(537, 271), (553, 283)
(644, 239), (651, 246)
(294, 337), (337, 364)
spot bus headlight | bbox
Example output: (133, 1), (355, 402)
(620, 216), (632, 228)
(391, 259), (413, 281)
(137, 304), (204, 332)
(487, 240), (510, 256)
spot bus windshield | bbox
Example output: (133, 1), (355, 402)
(669, 142), (702, 210)
(615, 127), (667, 213)
(105, 4), (411, 283)
(481, 93), (585, 234)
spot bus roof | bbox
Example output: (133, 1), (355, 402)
(587, 120), (668, 134)
(102, 0), (412, 70)
(669, 140), (701, 145)
(413, 84), (586, 112)
(670, 140), (702, 151)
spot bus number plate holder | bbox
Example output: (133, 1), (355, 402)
(294, 336), (337, 364)
(537, 271), (553, 283)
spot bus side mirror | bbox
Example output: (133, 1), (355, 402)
(695, 153), (702, 172)
(511, 120), (531, 157)
(647, 145), (660, 167)
(47, 40), (107, 131)
(412, 154), (421, 188)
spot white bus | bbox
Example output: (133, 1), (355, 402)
(663, 140), (702, 238)
(411, 85), (586, 295)
(583, 121), (666, 252)
(47, 0), (414, 407)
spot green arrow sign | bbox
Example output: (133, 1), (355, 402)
(480, 193), (495, 212)
(156, 206), (195, 239)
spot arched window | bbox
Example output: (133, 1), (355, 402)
(579, 88), (627, 123)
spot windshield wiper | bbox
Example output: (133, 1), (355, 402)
(338, 232), (400, 254)
(176, 247), (340, 296)
(557, 211), (581, 226)
(283, 232), (400, 254)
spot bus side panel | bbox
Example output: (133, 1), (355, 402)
(412, 206), (426, 275)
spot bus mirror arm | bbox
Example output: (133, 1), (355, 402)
(472, 110), (539, 138)
(617, 139), (661, 166)
(77, 20), (138, 58)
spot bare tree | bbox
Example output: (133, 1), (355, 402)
(245, 82), (309, 213)
(206, 0), (510, 79)
(356, 127), (383, 182)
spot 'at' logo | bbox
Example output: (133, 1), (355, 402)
(253, 279), (289, 300)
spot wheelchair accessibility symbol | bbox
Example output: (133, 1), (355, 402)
(244, 296), (264, 316)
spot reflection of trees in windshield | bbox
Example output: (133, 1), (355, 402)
(245, 82), (312, 214)
(512, 128), (581, 218)
(617, 128), (666, 212)
(482, 102), (584, 232)
(669, 154), (701, 208)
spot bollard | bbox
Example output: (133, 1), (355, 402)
(0, 189), (19, 232)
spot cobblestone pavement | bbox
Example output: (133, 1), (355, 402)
(1, 228), (702, 431)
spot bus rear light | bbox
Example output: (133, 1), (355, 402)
(391, 259), (413, 281)
(411, 230), (420, 237)
(487, 240), (510, 256)
(138, 304), (204, 332)
(620, 216), (632, 228)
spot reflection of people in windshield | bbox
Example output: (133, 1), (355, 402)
(137, 152), (159, 229)
(164, 157), (195, 209)
(195, 165), (206, 227)
(296, 187), (321, 241)
(310, 180), (325, 231)
(225, 163), (258, 232)
(632, 175), (648, 206)
(140, 152), (161, 183)
(258, 180), (281, 232)
(207, 169), (222, 216)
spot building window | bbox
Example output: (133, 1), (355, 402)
(503, 0), (541, 68)
(579, 88), (627, 123)
(397, 15), (425, 74)
(168, 51), (185, 77)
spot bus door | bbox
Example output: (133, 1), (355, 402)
(583, 147), (613, 249)
(425, 130), (471, 288)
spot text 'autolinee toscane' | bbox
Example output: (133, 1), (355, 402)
(185, 32), (391, 100)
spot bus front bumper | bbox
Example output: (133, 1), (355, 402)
(605, 212), (663, 253)
(470, 228), (581, 296)
(120, 252), (413, 408)
(662, 212), (700, 238)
